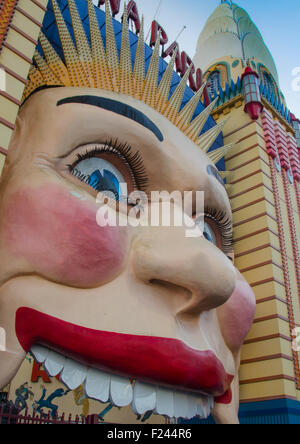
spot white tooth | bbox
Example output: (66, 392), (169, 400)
(44, 350), (66, 377)
(197, 396), (210, 419)
(132, 381), (156, 415)
(60, 359), (87, 390)
(155, 386), (174, 417)
(185, 393), (198, 419)
(174, 391), (192, 419)
(30, 345), (49, 364)
(110, 375), (133, 407)
(196, 397), (204, 418)
(208, 396), (214, 410)
(85, 368), (110, 403)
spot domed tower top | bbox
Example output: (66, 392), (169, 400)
(193, 1), (280, 96)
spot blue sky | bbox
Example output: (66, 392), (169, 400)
(111, 0), (300, 117)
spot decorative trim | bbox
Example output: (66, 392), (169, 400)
(263, 98), (295, 134)
(241, 354), (293, 365)
(15, 5), (43, 28)
(30, 0), (47, 12)
(0, 89), (21, 105)
(0, 0), (18, 55)
(232, 197), (275, 214)
(0, 63), (27, 85)
(233, 212), (277, 228)
(250, 277), (285, 289)
(235, 243), (280, 259)
(240, 374), (296, 385)
(230, 169), (271, 186)
(294, 182), (300, 219)
(10, 23), (38, 45)
(256, 295), (287, 305)
(234, 227), (279, 243)
(253, 314), (289, 324)
(230, 182), (273, 199)
(0, 146), (8, 155)
(282, 170), (300, 305)
(0, 115), (15, 129)
(223, 120), (258, 139)
(269, 160), (300, 389)
(2, 41), (33, 64)
(230, 156), (269, 172)
(244, 333), (291, 345)
(239, 395), (297, 404)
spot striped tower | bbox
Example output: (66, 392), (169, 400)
(194, 1), (300, 423)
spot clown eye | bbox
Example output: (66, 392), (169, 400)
(68, 140), (148, 200)
(71, 157), (127, 201)
(203, 221), (217, 246)
(205, 208), (233, 255)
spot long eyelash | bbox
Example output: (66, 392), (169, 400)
(205, 207), (234, 254)
(69, 138), (148, 192)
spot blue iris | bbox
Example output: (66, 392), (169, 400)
(88, 169), (121, 201)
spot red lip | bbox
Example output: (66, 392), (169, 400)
(16, 307), (233, 399)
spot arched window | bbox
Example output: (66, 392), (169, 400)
(263, 72), (276, 96)
(207, 70), (221, 97)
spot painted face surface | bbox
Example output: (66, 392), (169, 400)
(0, 87), (256, 423)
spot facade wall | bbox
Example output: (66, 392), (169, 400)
(0, 0), (48, 174)
(213, 99), (300, 409)
(1, 0), (300, 424)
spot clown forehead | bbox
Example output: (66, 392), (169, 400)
(7, 86), (231, 216)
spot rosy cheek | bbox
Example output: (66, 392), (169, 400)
(3, 184), (129, 287)
(217, 272), (256, 353)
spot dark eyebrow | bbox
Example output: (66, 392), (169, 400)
(57, 95), (164, 142)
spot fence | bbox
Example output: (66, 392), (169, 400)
(0, 404), (100, 424)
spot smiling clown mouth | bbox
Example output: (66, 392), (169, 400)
(16, 307), (233, 420)
(30, 343), (215, 420)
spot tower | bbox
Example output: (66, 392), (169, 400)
(193, 1), (300, 424)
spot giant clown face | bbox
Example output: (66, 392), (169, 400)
(0, 0), (256, 424)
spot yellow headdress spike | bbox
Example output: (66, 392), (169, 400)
(197, 117), (230, 153)
(164, 66), (192, 124)
(39, 31), (71, 85)
(184, 96), (219, 141)
(51, 0), (86, 86)
(142, 31), (161, 107)
(67, 0), (94, 86)
(25, 65), (44, 98)
(133, 16), (145, 84)
(22, 0), (232, 163)
(207, 144), (233, 165)
(87, 0), (112, 90)
(105, 0), (119, 91)
(132, 16), (145, 99)
(156, 48), (178, 112)
(33, 50), (61, 86)
(179, 82), (206, 128)
(119, 3), (133, 95)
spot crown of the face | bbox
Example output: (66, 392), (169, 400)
(23, 0), (233, 166)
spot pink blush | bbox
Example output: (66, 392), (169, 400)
(3, 184), (129, 287)
(217, 275), (256, 352)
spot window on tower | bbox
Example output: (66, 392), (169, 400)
(263, 72), (276, 96)
(207, 70), (222, 98)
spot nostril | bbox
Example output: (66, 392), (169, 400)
(149, 279), (193, 309)
(149, 279), (192, 298)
